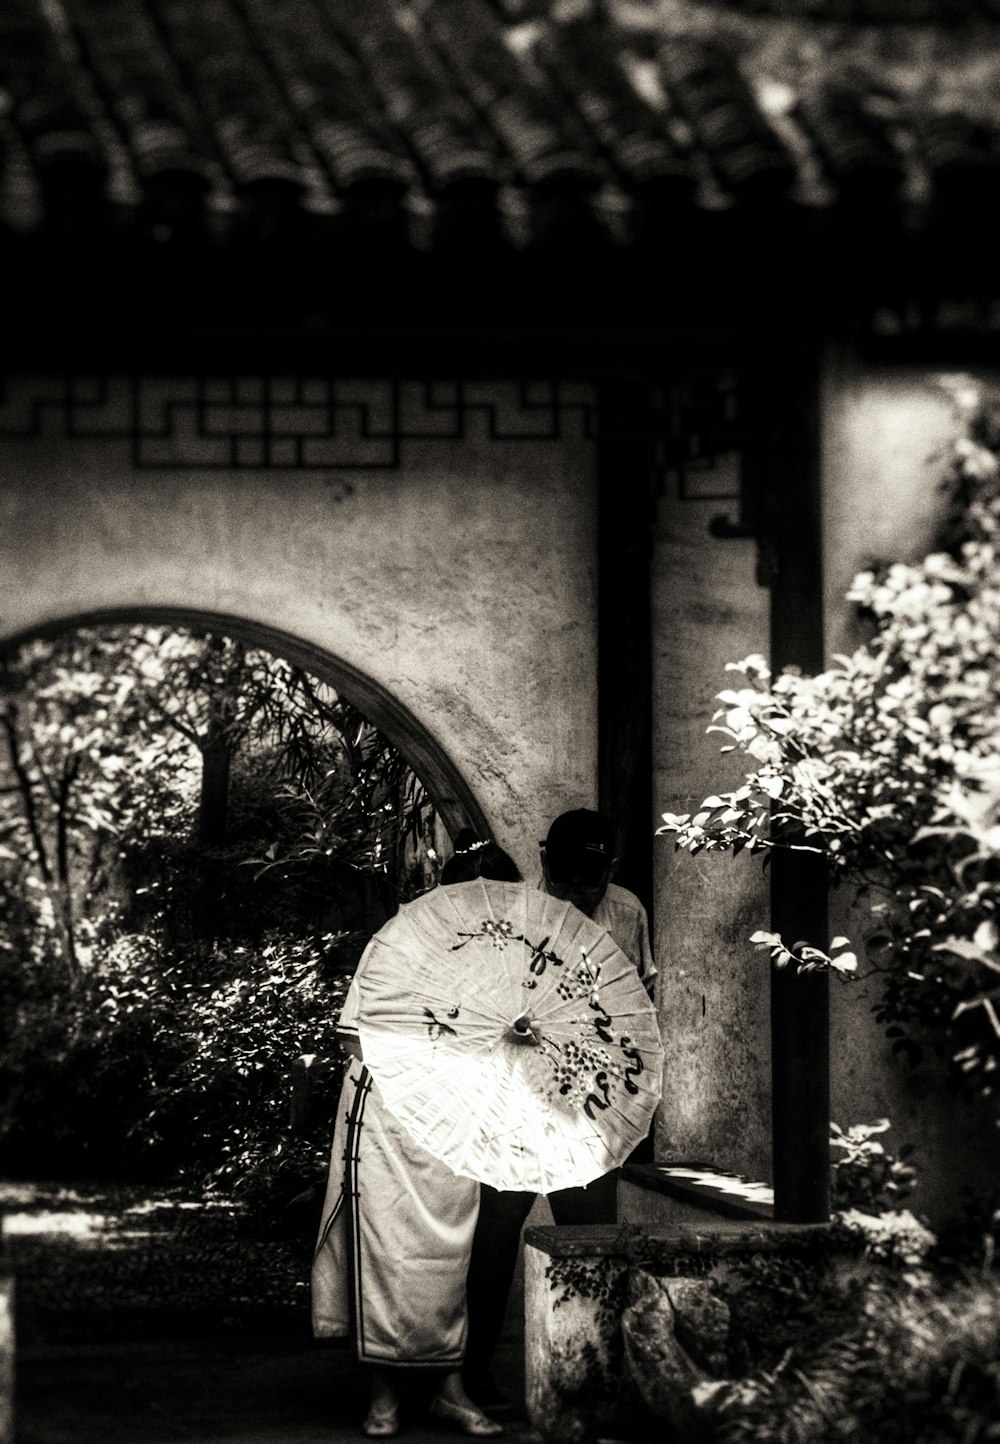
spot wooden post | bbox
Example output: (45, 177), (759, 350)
(746, 344), (831, 1223)
(596, 381), (654, 913)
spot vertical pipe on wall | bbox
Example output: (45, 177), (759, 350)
(747, 343), (831, 1223)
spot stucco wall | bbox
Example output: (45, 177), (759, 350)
(6, 363), (993, 1220)
(0, 376), (598, 882)
(651, 457), (772, 1182)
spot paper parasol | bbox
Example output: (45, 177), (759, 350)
(355, 878), (664, 1193)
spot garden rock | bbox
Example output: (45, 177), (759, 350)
(627, 1265), (666, 1308)
(663, 1278), (730, 1373)
(621, 1290), (709, 1442)
(627, 1269), (730, 1373)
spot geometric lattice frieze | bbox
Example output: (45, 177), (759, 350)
(663, 369), (742, 502)
(0, 375), (598, 470)
(0, 370), (746, 512)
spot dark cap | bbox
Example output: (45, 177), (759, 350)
(543, 809), (614, 886)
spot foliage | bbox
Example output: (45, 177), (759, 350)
(612, 1154), (999, 1444)
(835, 1207), (938, 1280)
(715, 1248), (859, 1384)
(647, 1145), (995, 1444)
(848, 1110), (1000, 1288)
(658, 378), (1000, 1117)
(545, 1256), (629, 1338)
(0, 630), (194, 982)
(545, 1149), (997, 1444)
(143, 931), (352, 1191)
(1, 927), (354, 1185)
(0, 622), (440, 1185)
(703, 1264), (1000, 1444)
(830, 1117), (918, 1214)
(252, 723), (439, 916)
(0, 625), (438, 958)
(749, 928), (858, 977)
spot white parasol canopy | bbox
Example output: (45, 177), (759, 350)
(355, 878), (664, 1193)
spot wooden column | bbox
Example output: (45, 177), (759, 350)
(596, 382), (654, 914)
(746, 345), (831, 1223)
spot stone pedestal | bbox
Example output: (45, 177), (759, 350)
(524, 1221), (838, 1443)
(0, 1275), (14, 1444)
(524, 1227), (634, 1444)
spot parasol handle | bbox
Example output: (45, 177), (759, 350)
(506, 1013), (542, 1046)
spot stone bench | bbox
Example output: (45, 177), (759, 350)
(620, 1161), (775, 1226)
(524, 1216), (838, 1444)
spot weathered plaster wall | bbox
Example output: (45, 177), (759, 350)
(8, 364), (994, 1219)
(0, 378), (598, 882)
(651, 459), (772, 1182)
(822, 356), (1000, 1222)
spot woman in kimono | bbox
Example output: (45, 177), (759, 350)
(312, 839), (518, 1438)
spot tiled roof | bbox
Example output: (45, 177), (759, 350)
(681, 1), (1000, 16)
(1, 0), (999, 255)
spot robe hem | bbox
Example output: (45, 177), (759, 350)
(357, 1351), (466, 1368)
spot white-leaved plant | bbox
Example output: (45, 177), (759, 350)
(748, 930), (858, 977)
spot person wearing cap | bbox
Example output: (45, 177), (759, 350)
(462, 809), (656, 1412)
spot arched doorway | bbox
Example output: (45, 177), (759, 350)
(0, 607), (494, 1441)
(0, 605), (491, 843)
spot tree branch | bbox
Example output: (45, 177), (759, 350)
(55, 753), (80, 975)
(1, 706), (53, 883)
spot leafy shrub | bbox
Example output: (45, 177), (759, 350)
(706, 1268), (1000, 1444)
(652, 370), (1000, 1439)
(0, 933), (176, 1178)
(145, 931), (353, 1192)
(0, 621), (441, 1185)
(674, 1175), (995, 1444)
(1, 929), (355, 1190)
(718, 1249), (854, 1382)
(830, 1118), (918, 1213)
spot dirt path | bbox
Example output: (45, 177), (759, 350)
(3, 1181), (529, 1443)
(2, 1181), (312, 1344)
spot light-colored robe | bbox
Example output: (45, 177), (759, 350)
(533, 877), (656, 989)
(311, 967), (480, 1366)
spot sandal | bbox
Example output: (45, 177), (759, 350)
(430, 1394), (504, 1437)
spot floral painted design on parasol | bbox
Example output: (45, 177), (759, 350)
(355, 878), (663, 1193)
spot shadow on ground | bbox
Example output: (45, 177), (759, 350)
(3, 1183), (531, 1444)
